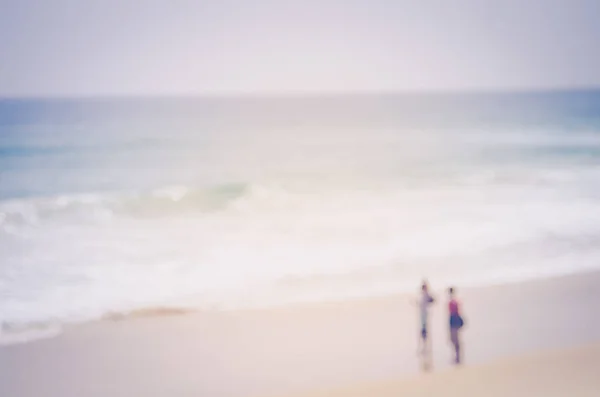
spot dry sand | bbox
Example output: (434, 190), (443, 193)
(1, 271), (600, 397)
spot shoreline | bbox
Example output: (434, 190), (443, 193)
(3, 266), (600, 346)
(1, 270), (600, 396)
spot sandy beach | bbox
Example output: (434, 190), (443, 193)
(1, 271), (600, 397)
(283, 343), (600, 397)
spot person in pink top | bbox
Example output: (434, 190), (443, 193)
(448, 287), (465, 364)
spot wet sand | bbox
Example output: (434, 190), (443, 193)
(283, 343), (600, 397)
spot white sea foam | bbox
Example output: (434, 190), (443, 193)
(0, 323), (63, 345)
(2, 169), (600, 331)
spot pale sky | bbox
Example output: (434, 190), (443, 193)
(1, 0), (599, 96)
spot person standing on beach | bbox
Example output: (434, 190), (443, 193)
(448, 287), (465, 364)
(417, 281), (436, 355)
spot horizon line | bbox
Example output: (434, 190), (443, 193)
(2, 85), (600, 101)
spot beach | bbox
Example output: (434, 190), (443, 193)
(1, 271), (599, 397)
(284, 343), (600, 397)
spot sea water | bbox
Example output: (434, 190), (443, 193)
(2, 92), (600, 331)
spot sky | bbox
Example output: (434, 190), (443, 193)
(1, 0), (599, 97)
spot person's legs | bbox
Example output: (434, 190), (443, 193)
(419, 327), (427, 354)
(450, 328), (460, 364)
(455, 332), (461, 364)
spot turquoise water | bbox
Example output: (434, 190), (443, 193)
(2, 92), (600, 328)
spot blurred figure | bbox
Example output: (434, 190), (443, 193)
(448, 287), (465, 364)
(417, 280), (436, 356)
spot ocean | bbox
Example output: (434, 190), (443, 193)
(2, 91), (600, 334)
